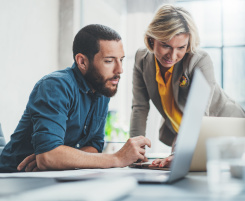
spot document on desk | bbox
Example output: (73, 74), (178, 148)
(0, 169), (97, 178)
(0, 167), (169, 179)
(9, 177), (138, 201)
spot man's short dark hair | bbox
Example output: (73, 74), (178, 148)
(73, 24), (121, 62)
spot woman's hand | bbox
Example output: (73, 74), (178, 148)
(150, 154), (174, 168)
(150, 135), (176, 168)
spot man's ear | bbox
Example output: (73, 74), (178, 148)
(75, 53), (89, 74)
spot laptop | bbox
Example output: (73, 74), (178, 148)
(190, 116), (245, 171)
(129, 68), (211, 183)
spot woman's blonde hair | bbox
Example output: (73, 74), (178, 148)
(144, 4), (200, 53)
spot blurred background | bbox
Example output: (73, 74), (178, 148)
(0, 0), (244, 154)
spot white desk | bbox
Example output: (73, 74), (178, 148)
(0, 171), (244, 201)
(123, 172), (245, 201)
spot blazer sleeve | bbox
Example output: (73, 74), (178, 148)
(130, 49), (150, 138)
(195, 51), (216, 116)
(186, 50), (245, 117)
(184, 50), (216, 116)
(192, 51), (245, 117)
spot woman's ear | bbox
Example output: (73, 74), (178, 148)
(75, 53), (89, 74)
(149, 38), (154, 49)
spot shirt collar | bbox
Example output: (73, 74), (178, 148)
(155, 56), (174, 83)
(71, 63), (102, 99)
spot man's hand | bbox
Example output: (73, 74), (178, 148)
(114, 136), (151, 167)
(17, 154), (40, 172)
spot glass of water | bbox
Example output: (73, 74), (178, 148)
(206, 137), (245, 197)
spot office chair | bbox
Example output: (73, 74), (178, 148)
(0, 123), (6, 155)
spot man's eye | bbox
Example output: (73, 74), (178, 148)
(105, 60), (112, 63)
(162, 45), (170, 48)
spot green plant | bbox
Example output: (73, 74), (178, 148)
(105, 110), (129, 142)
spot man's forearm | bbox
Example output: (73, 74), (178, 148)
(36, 145), (118, 170)
(36, 136), (151, 171)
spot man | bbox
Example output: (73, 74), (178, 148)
(0, 24), (150, 172)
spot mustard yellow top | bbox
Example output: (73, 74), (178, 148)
(155, 57), (183, 132)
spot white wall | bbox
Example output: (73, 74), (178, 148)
(0, 0), (59, 141)
(81, 0), (129, 128)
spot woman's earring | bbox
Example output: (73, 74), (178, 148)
(150, 39), (154, 46)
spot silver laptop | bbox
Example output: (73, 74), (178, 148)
(190, 116), (245, 171)
(129, 69), (211, 183)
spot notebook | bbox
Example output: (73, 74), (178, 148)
(129, 68), (211, 183)
(190, 116), (245, 171)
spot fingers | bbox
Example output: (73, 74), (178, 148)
(25, 159), (38, 172)
(135, 136), (151, 148)
(139, 147), (146, 155)
(134, 140), (149, 161)
(142, 156), (148, 162)
(152, 158), (167, 167)
(32, 167), (40, 172)
(152, 156), (174, 168)
(152, 158), (163, 165)
(115, 136), (152, 167)
(133, 148), (147, 163)
(17, 154), (36, 171)
(137, 153), (145, 161)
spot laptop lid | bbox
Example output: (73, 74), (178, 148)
(167, 68), (211, 183)
(130, 69), (211, 184)
(190, 116), (245, 172)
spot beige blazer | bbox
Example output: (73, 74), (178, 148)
(130, 48), (245, 146)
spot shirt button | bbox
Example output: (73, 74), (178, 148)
(76, 144), (80, 148)
(84, 125), (87, 130)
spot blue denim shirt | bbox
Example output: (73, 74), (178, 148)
(0, 63), (110, 172)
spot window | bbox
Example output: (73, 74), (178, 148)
(176, 0), (245, 108)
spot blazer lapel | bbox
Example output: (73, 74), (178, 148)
(172, 60), (183, 111)
(172, 54), (191, 112)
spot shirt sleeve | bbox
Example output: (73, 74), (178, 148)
(28, 76), (74, 155)
(84, 117), (106, 153)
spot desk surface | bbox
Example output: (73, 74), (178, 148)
(0, 172), (244, 201)
(123, 172), (245, 201)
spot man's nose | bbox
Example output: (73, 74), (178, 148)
(115, 61), (123, 74)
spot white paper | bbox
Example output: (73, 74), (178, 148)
(8, 176), (138, 201)
(0, 167), (169, 178)
(0, 169), (97, 178)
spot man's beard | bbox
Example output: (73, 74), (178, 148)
(84, 64), (120, 97)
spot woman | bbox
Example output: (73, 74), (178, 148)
(130, 4), (245, 168)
